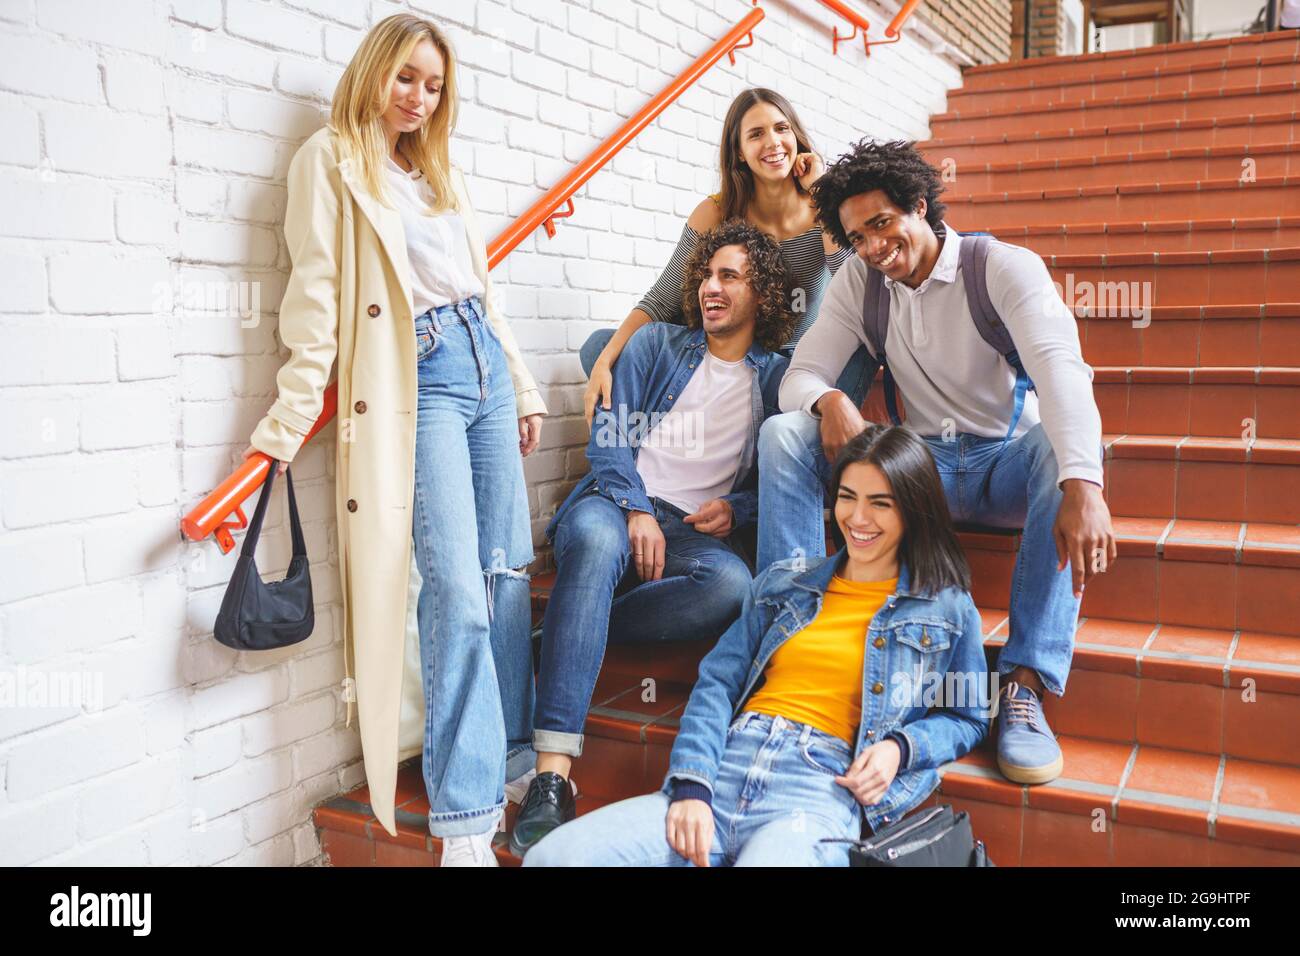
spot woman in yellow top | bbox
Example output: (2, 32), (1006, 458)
(526, 424), (991, 866)
(241, 14), (546, 866)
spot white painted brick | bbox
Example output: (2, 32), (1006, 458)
(191, 809), (246, 865)
(275, 57), (341, 103)
(143, 806), (195, 865)
(0, 176), (114, 240)
(0, 32), (102, 103)
(48, 253), (171, 314)
(293, 725), (360, 779)
(103, 53), (165, 114)
(192, 722), (244, 776)
(79, 384), (173, 451)
(289, 649), (344, 697)
(323, 23), (363, 64)
(141, 690), (189, 755)
(171, 0), (221, 29)
(177, 170), (229, 216)
(191, 667), (289, 730)
(44, 106), (171, 179)
(6, 706), (146, 800)
(3, 578), (140, 663)
(0, 252), (48, 313)
(2, 458), (135, 529)
(227, 88), (322, 139)
(76, 754), (184, 839)
(284, 0), (368, 28)
(82, 506), (186, 583)
(241, 691), (337, 757)
(116, 190), (179, 245)
(0, 96), (39, 165)
(0, 393), (79, 458)
(180, 219), (279, 267)
(222, 831), (295, 866)
(174, 123), (280, 178)
(0, 792), (79, 865)
(117, 318), (179, 382)
(37, 0), (166, 54)
(193, 749), (293, 819)
(228, 179), (288, 224)
(226, 0), (321, 57)
(537, 25), (588, 69)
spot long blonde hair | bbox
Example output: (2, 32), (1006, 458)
(330, 13), (460, 213)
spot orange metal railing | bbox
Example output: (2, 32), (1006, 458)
(864, 0), (924, 53)
(181, 6), (766, 554)
(816, 0), (872, 55)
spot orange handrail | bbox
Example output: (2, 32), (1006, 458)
(816, 0), (872, 55)
(864, 0), (924, 52)
(181, 7), (766, 554)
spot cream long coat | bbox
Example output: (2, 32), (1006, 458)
(248, 126), (547, 836)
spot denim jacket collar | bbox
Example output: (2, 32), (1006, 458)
(680, 324), (775, 372)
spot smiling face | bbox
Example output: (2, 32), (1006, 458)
(381, 38), (445, 139)
(737, 100), (798, 185)
(697, 243), (758, 339)
(838, 189), (937, 288)
(834, 461), (904, 574)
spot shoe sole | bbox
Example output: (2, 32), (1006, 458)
(997, 753), (1064, 785)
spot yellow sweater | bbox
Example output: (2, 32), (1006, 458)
(744, 574), (898, 744)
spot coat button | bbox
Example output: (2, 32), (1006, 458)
(354, 400), (367, 414)
(347, 499), (358, 512)
(367, 304), (381, 317)
(873, 636), (885, 649)
(871, 681), (884, 694)
(667, 394), (673, 400)
(866, 729), (875, 737)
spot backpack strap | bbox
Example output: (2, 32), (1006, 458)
(959, 234), (1034, 442)
(860, 266), (901, 425)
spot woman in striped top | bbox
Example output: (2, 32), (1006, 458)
(580, 88), (873, 425)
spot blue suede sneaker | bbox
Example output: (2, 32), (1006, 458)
(996, 681), (1063, 784)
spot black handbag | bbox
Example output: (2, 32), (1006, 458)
(821, 804), (995, 867)
(213, 463), (315, 651)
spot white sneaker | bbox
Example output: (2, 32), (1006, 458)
(438, 812), (501, 868)
(504, 768), (579, 804)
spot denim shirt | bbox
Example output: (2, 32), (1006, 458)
(662, 548), (992, 834)
(545, 322), (788, 540)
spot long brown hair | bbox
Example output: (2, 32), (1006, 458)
(716, 88), (818, 222)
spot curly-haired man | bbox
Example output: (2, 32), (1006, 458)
(758, 139), (1116, 788)
(512, 220), (794, 854)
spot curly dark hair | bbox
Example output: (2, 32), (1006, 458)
(679, 219), (796, 353)
(811, 139), (947, 249)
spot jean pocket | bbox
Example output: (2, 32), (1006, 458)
(798, 737), (851, 777)
(416, 326), (439, 361)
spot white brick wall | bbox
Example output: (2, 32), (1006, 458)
(0, 0), (962, 865)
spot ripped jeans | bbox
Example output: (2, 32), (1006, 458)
(412, 296), (535, 837)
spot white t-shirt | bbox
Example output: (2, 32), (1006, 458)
(382, 156), (484, 316)
(636, 347), (754, 516)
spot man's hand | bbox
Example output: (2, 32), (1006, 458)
(814, 389), (868, 463)
(1054, 479), (1116, 598)
(835, 739), (901, 806)
(665, 798), (714, 867)
(518, 414), (543, 457)
(628, 510), (666, 582)
(683, 498), (734, 539)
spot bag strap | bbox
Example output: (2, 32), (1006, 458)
(284, 467), (307, 558)
(241, 463), (277, 559)
(959, 233), (1033, 443)
(860, 266), (900, 425)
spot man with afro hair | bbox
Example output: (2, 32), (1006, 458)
(757, 139), (1115, 787)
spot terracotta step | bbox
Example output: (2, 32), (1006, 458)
(938, 738), (1300, 866)
(1041, 249), (1300, 319)
(931, 81), (1300, 139)
(1094, 365), (1300, 442)
(959, 29), (1300, 91)
(1078, 303), (1300, 369)
(1102, 433), (1300, 523)
(945, 176), (1299, 230)
(988, 219), (1300, 256)
(949, 51), (1300, 112)
(920, 111), (1299, 164)
(937, 142), (1300, 196)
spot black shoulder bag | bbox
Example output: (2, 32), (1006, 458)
(214, 463), (315, 651)
(821, 804), (995, 867)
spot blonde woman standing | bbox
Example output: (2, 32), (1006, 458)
(242, 14), (546, 866)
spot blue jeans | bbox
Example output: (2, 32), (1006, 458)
(534, 492), (754, 757)
(757, 412), (1080, 696)
(579, 328), (875, 408)
(523, 711), (861, 866)
(412, 296), (535, 837)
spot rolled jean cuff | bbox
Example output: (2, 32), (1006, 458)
(428, 799), (505, 838)
(533, 728), (583, 758)
(506, 744), (537, 782)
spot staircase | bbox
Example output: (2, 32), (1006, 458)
(313, 30), (1300, 867)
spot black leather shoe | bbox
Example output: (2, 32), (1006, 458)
(509, 771), (576, 857)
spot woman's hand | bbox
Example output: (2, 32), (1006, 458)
(793, 151), (825, 191)
(665, 798), (714, 867)
(835, 739), (902, 806)
(583, 360), (613, 429)
(518, 414), (543, 457)
(242, 445), (287, 476)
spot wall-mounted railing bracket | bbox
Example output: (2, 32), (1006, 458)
(542, 197), (575, 238)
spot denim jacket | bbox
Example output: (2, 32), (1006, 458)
(545, 322), (788, 540)
(662, 548), (992, 833)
